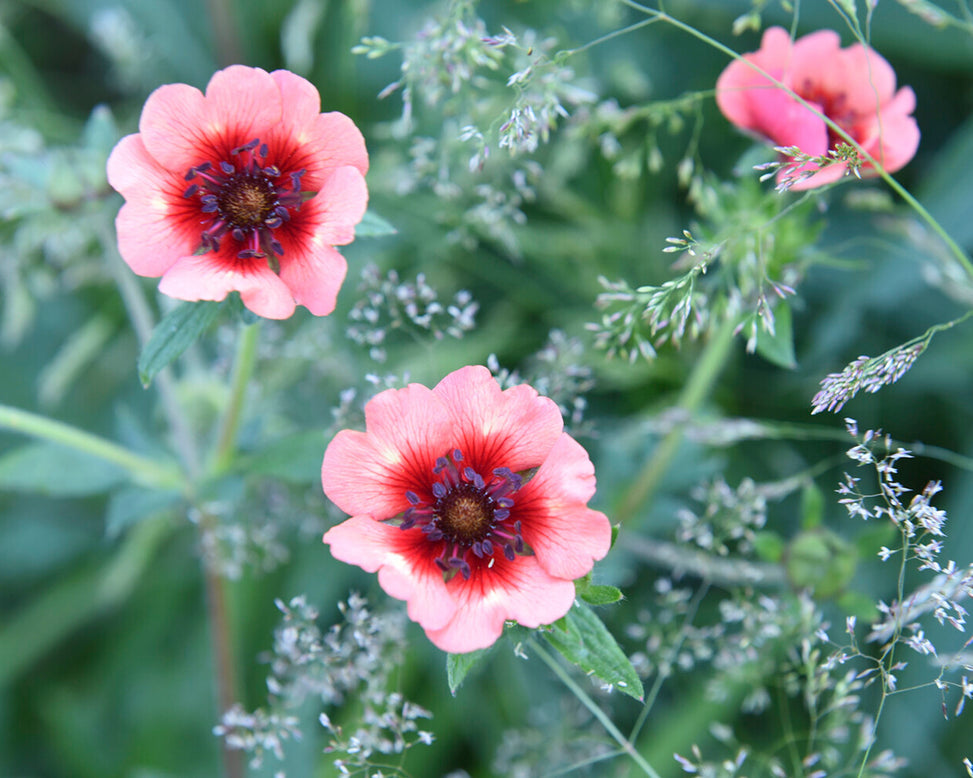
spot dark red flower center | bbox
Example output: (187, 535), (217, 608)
(798, 80), (860, 147)
(401, 449), (525, 580)
(183, 138), (308, 267)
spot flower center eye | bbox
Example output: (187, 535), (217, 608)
(436, 485), (495, 542)
(182, 138), (308, 265)
(401, 449), (525, 580)
(218, 175), (278, 228)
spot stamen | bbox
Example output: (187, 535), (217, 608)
(398, 448), (528, 581)
(231, 138), (261, 155)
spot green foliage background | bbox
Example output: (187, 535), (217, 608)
(2, 0), (972, 776)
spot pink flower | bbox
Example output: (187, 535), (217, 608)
(716, 27), (919, 190)
(107, 65), (368, 319)
(321, 365), (612, 653)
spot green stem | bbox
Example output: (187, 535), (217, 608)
(528, 638), (662, 778)
(566, 16), (662, 56)
(201, 321), (259, 778)
(616, 0), (973, 279)
(210, 321), (260, 476)
(203, 522), (245, 778)
(0, 403), (181, 488)
(616, 315), (737, 523)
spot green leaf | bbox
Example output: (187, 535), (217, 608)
(446, 647), (492, 695)
(355, 209), (397, 237)
(754, 301), (797, 369)
(752, 530), (785, 563)
(578, 584), (623, 606)
(544, 602), (644, 701)
(575, 576), (624, 606)
(837, 590), (879, 624)
(138, 301), (223, 386)
(105, 487), (182, 538)
(0, 442), (128, 496)
(800, 482), (825, 529)
(785, 528), (857, 599)
(242, 430), (327, 483)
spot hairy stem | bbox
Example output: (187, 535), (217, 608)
(0, 403), (181, 487)
(203, 513), (245, 778)
(211, 321), (260, 476)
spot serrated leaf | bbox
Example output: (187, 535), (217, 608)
(579, 584), (623, 606)
(355, 209), (397, 237)
(754, 301), (797, 369)
(0, 442), (128, 496)
(106, 487), (182, 538)
(446, 646), (492, 695)
(138, 301), (222, 386)
(243, 430), (327, 483)
(544, 602), (644, 701)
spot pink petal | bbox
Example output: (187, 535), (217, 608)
(267, 71), (368, 175)
(433, 365), (563, 474)
(425, 556), (576, 653)
(324, 517), (457, 631)
(299, 165), (369, 248)
(269, 69), (322, 130)
(789, 29), (844, 94)
(835, 43), (897, 114)
(716, 27), (794, 131)
(749, 90), (828, 155)
(270, 113), (370, 193)
(322, 384), (455, 517)
(859, 87), (920, 173)
(311, 111), (370, 176)
(518, 434), (612, 580)
(140, 66), (282, 171)
(137, 81), (209, 171)
(203, 65), (284, 144)
(158, 254), (296, 319)
(107, 135), (199, 276)
(278, 240), (347, 316)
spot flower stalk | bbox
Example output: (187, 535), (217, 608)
(0, 403), (181, 488)
(211, 320), (260, 476)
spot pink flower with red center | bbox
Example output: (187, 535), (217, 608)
(716, 27), (919, 190)
(321, 365), (612, 654)
(106, 65), (368, 319)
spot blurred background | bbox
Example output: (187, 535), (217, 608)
(2, 0), (973, 776)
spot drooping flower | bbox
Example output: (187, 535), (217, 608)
(716, 27), (919, 190)
(321, 365), (612, 653)
(107, 65), (368, 319)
